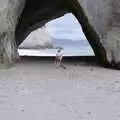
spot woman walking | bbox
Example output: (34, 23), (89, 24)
(55, 49), (63, 67)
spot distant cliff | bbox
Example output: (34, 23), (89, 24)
(19, 27), (53, 49)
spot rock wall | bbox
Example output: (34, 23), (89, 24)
(0, 0), (26, 67)
(76, 0), (113, 63)
(80, 0), (120, 67)
(68, 0), (120, 68)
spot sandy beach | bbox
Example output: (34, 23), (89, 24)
(0, 57), (120, 120)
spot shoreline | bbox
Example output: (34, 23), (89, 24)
(18, 48), (94, 57)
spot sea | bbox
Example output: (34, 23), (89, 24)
(18, 39), (94, 57)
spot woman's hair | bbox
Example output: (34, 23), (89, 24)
(57, 49), (61, 52)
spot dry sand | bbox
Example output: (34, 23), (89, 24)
(0, 57), (120, 120)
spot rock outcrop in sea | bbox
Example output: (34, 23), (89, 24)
(19, 27), (53, 49)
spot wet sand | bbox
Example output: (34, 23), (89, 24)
(0, 57), (120, 120)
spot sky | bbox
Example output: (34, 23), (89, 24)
(46, 13), (87, 41)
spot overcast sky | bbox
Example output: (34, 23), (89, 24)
(46, 13), (87, 41)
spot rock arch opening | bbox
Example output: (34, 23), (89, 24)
(18, 13), (94, 57)
(15, 0), (109, 67)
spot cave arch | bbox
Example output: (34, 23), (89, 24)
(15, 0), (107, 65)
